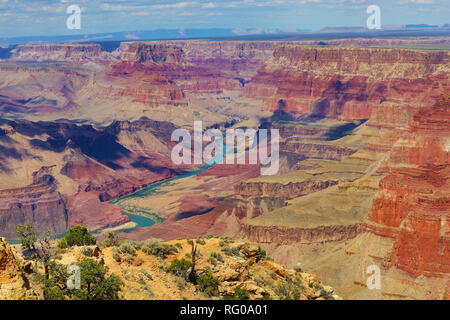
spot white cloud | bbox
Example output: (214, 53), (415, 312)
(202, 2), (216, 8)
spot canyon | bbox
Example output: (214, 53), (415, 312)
(0, 37), (448, 299)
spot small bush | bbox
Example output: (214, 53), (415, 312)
(207, 257), (217, 266)
(196, 273), (220, 297)
(320, 289), (333, 300)
(112, 251), (121, 263)
(221, 247), (232, 256)
(231, 246), (241, 256)
(123, 254), (135, 264)
(168, 258), (192, 278)
(102, 231), (119, 247)
(57, 238), (68, 249)
(119, 242), (136, 256)
(275, 283), (303, 300)
(141, 269), (153, 281)
(62, 226), (96, 247)
(210, 251), (224, 263)
(81, 247), (93, 257)
(196, 238), (206, 245)
(257, 247), (267, 260)
(234, 287), (250, 300)
(142, 241), (178, 258)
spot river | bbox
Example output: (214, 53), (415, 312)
(110, 164), (213, 233)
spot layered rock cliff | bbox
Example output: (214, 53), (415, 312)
(244, 46), (449, 120)
(366, 92), (450, 277)
(0, 184), (68, 239)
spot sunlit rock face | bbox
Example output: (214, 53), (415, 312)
(367, 93), (450, 277)
(244, 46), (449, 120)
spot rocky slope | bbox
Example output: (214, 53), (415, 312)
(0, 236), (339, 300)
(0, 237), (39, 300)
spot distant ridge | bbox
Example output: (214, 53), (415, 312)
(1, 26), (449, 46)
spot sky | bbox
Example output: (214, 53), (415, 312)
(0, 0), (448, 38)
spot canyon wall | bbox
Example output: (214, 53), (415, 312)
(366, 92), (450, 277)
(244, 46), (449, 120)
(242, 223), (363, 245)
(0, 184), (68, 239)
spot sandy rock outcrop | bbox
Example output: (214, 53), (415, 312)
(0, 238), (38, 300)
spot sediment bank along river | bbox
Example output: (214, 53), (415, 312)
(110, 164), (212, 233)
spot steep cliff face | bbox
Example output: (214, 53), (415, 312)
(100, 61), (187, 106)
(121, 43), (185, 64)
(234, 180), (338, 199)
(245, 46), (449, 120)
(177, 41), (276, 78)
(367, 93), (450, 277)
(0, 184), (68, 239)
(242, 223), (362, 245)
(281, 141), (357, 161)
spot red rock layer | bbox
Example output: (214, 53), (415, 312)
(367, 93), (450, 277)
(245, 46), (449, 120)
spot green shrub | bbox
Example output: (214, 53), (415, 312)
(141, 269), (153, 281)
(196, 273), (220, 297)
(207, 257), (217, 266)
(112, 251), (121, 263)
(62, 226), (96, 247)
(119, 241), (136, 256)
(210, 251), (224, 263)
(123, 254), (135, 264)
(168, 258), (192, 278)
(75, 259), (123, 300)
(57, 238), (68, 249)
(257, 247), (267, 260)
(41, 259), (122, 300)
(231, 246), (241, 256)
(102, 231), (119, 247)
(196, 238), (206, 245)
(142, 241), (178, 258)
(234, 287), (250, 300)
(81, 247), (93, 257)
(275, 283), (303, 300)
(221, 247), (232, 256)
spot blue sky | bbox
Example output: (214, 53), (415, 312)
(0, 0), (448, 37)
